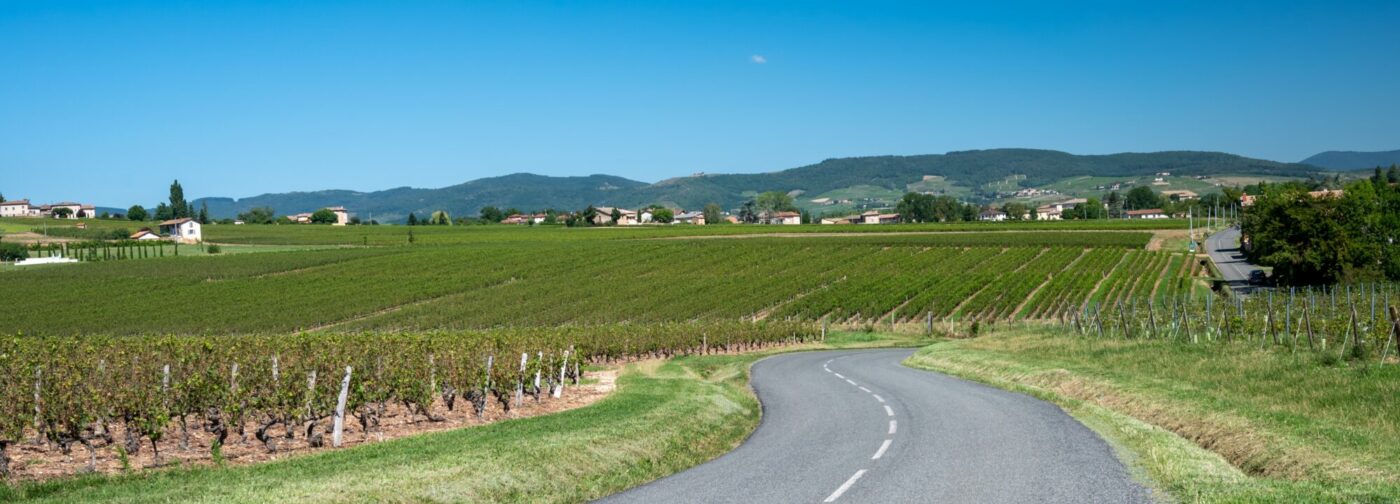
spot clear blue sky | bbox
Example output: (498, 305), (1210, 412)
(2, 1), (1398, 207)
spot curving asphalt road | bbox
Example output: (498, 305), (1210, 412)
(1206, 226), (1264, 295)
(598, 349), (1152, 503)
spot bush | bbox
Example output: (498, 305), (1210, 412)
(0, 242), (28, 261)
(206, 244), (222, 254)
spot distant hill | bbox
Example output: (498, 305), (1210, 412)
(194, 149), (1320, 222)
(1300, 150), (1400, 170)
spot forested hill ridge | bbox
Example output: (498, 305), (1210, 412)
(195, 149), (1320, 222)
(1300, 149), (1400, 170)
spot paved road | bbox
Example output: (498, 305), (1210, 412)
(598, 349), (1152, 503)
(1206, 226), (1264, 295)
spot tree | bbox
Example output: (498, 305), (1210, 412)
(610, 208), (622, 225)
(154, 203), (173, 221)
(198, 202), (210, 224)
(0, 192), (5, 202)
(406, 213), (419, 226)
(75, 208), (87, 218)
(1001, 202), (1029, 221)
(896, 193), (935, 223)
(52, 207), (73, 218)
(480, 206), (503, 223)
(581, 206), (599, 226)
(1125, 186), (1162, 210)
(1389, 164), (1399, 184)
(429, 210), (452, 225)
(702, 203), (723, 224)
(168, 180), (190, 219)
(99, 211), (110, 219)
(311, 208), (338, 224)
(651, 208), (674, 223)
(1241, 179), (1397, 285)
(1063, 197), (1106, 219)
(237, 207), (275, 224)
(755, 191), (797, 216)
(738, 200), (758, 223)
(1104, 191), (1124, 218)
(0, 243), (27, 262)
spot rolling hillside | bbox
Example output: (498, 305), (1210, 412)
(1300, 149), (1400, 170)
(194, 149), (1321, 222)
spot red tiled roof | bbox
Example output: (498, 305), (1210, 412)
(159, 218), (195, 226)
(1125, 209), (1164, 216)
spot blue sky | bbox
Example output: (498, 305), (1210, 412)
(2, 1), (1398, 207)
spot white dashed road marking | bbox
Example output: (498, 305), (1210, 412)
(888, 420), (897, 434)
(872, 394), (885, 403)
(823, 470), (867, 503)
(884, 405), (894, 417)
(872, 439), (892, 460)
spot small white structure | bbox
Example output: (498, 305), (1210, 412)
(979, 209), (1007, 222)
(1125, 209), (1168, 220)
(326, 206), (351, 225)
(130, 229), (161, 241)
(15, 256), (80, 267)
(159, 218), (203, 243)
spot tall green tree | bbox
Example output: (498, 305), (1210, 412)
(198, 202), (210, 224)
(168, 180), (190, 219)
(702, 203), (723, 224)
(479, 206), (503, 223)
(1125, 186), (1162, 210)
(754, 191), (797, 215)
(237, 207), (275, 224)
(154, 203), (173, 221)
(1104, 191), (1124, 218)
(127, 205), (148, 221)
(406, 213), (419, 226)
(311, 208), (338, 224)
(429, 210), (452, 225)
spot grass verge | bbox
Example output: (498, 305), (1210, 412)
(0, 330), (928, 503)
(905, 325), (1400, 503)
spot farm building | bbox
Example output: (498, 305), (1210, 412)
(1035, 205), (1063, 221)
(1125, 209), (1167, 219)
(0, 199), (37, 217)
(1161, 190), (1198, 201)
(130, 229), (161, 241)
(673, 211), (706, 225)
(501, 214), (528, 225)
(862, 212), (901, 225)
(159, 218), (203, 243)
(821, 215), (859, 225)
(979, 209), (1007, 222)
(288, 207), (351, 225)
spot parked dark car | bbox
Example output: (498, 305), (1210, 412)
(1248, 270), (1268, 285)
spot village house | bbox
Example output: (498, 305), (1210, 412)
(500, 214), (528, 225)
(288, 206), (351, 224)
(1240, 193), (1256, 207)
(159, 218), (203, 243)
(0, 199), (96, 218)
(592, 207), (638, 226)
(979, 208), (1007, 222)
(1161, 190), (1198, 201)
(1035, 205), (1063, 221)
(672, 211), (706, 225)
(1125, 208), (1168, 219)
(770, 211), (802, 225)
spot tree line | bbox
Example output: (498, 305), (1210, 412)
(1242, 166), (1399, 285)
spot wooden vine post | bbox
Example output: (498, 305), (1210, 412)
(332, 366), (352, 448)
(1382, 306), (1400, 364)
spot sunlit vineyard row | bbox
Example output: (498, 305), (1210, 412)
(1061, 284), (1400, 361)
(0, 321), (815, 478)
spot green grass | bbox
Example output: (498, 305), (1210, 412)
(1, 333), (927, 503)
(905, 325), (1400, 502)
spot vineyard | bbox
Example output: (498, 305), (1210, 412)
(0, 321), (815, 479)
(0, 235), (1197, 336)
(1060, 284), (1400, 362)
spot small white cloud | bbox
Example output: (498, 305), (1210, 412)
(750, 54), (767, 64)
